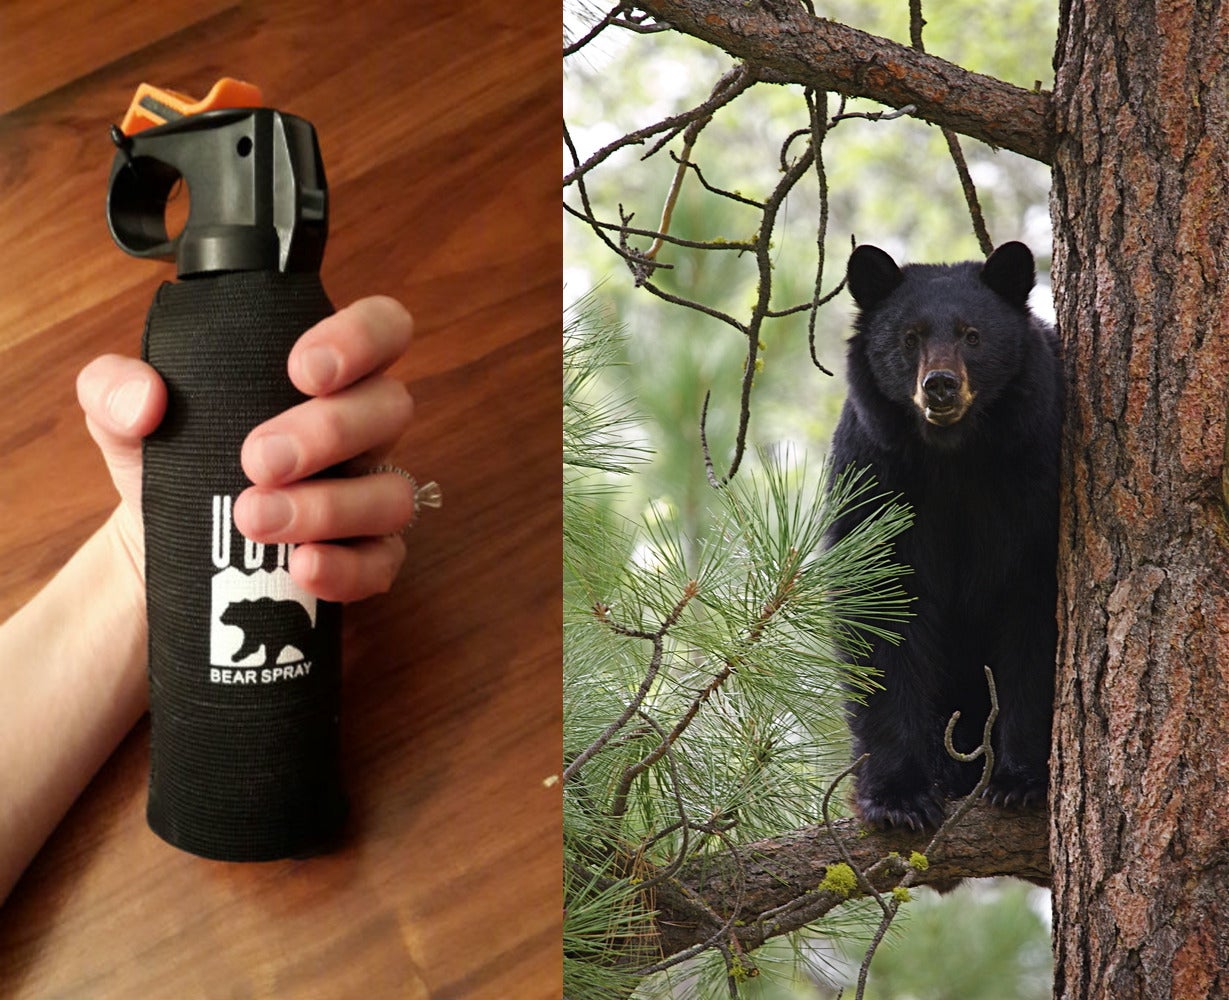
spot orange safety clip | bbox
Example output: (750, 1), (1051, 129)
(119, 78), (264, 136)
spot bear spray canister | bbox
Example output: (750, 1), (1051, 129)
(105, 80), (345, 860)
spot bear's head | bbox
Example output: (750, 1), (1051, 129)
(219, 600), (251, 626)
(846, 241), (1038, 446)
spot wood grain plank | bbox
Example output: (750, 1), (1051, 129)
(0, 0), (237, 116)
(0, 2), (562, 997)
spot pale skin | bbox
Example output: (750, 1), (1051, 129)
(0, 296), (417, 903)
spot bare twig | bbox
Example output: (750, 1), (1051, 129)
(637, 273), (748, 329)
(565, 142), (750, 345)
(643, 110), (713, 262)
(565, 66), (788, 352)
(672, 152), (766, 208)
(941, 127), (995, 256)
(829, 103), (916, 124)
(564, 120), (661, 273)
(929, 667), (1000, 847)
(571, 59), (859, 489)
(635, 67), (762, 264)
(908, 0), (993, 255)
(564, 2), (626, 57)
(562, 63), (757, 187)
(805, 87), (836, 377)
(642, 65), (749, 162)
(563, 3), (671, 54)
(700, 391), (720, 489)
(563, 199), (753, 254)
(853, 665), (1001, 1000)
(623, 22), (669, 36)
(907, 0), (927, 46)
(821, 754), (889, 914)
(766, 298), (835, 320)
(702, 122), (818, 486)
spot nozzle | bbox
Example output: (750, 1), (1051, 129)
(106, 80), (327, 278)
(118, 78), (264, 136)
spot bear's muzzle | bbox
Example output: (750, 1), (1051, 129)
(914, 367), (975, 425)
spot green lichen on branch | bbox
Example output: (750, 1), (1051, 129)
(819, 862), (859, 898)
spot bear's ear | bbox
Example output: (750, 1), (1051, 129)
(980, 241), (1035, 309)
(847, 245), (903, 310)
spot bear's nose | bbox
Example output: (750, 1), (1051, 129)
(922, 369), (961, 409)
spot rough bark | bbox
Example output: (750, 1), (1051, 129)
(1050, 2), (1229, 997)
(634, 0), (1054, 163)
(648, 801), (1048, 958)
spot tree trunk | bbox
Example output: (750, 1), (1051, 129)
(1050, 3), (1229, 997)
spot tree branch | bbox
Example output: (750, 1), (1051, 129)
(632, 0), (1054, 163)
(647, 801), (1049, 959)
(562, 62), (758, 188)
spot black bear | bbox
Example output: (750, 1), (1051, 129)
(220, 597), (313, 667)
(828, 240), (1062, 830)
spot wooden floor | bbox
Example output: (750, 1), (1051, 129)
(0, 3), (561, 997)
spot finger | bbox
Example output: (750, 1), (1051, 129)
(76, 354), (166, 439)
(241, 374), (414, 486)
(233, 472), (417, 544)
(288, 296), (414, 397)
(77, 356), (167, 506)
(288, 535), (407, 603)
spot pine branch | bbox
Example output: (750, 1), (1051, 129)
(646, 801), (1050, 960)
(631, 0), (1055, 163)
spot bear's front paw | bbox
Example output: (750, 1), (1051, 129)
(856, 786), (946, 832)
(983, 770), (1047, 809)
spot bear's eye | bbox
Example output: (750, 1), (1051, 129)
(903, 329), (921, 350)
(964, 328), (981, 346)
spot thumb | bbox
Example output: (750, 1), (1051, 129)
(76, 354), (167, 522)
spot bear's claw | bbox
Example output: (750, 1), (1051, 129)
(982, 774), (1047, 809)
(857, 789), (946, 831)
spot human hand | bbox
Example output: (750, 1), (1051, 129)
(233, 296), (417, 602)
(76, 296), (418, 603)
(75, 353), (167, 578)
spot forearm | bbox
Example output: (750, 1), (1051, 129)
(0, 509), (147, 903)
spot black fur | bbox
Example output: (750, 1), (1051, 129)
(829, 242), (1062, 830)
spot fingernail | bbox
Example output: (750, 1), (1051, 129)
(106, 378), (151, 430)
(299, 346), (339, 391)
(241, 491), (293, 535)
(254, 434), (299, 482)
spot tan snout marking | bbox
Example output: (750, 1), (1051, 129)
(913, 358), (976, 426)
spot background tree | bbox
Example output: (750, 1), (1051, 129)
(1049, 3), (1229, 997)
(566, 1), (1229, 997)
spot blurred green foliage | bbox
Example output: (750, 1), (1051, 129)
(848, 880), (1052, 1000)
